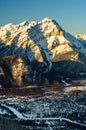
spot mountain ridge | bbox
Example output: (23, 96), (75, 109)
(0, 18), (86, 86)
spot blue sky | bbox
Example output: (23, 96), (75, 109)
(0, 0), (86, 34)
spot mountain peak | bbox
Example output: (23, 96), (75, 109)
(0, 18), (86, 61)
(40, 17), (52, 23)
(1, 23), (14, 29)
(19, 21), (29, 26)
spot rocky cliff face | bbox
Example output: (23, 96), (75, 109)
(0, 56), (32, 87)
(0, 18), (86, 86)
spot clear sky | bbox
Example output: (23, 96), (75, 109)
(0, 0), (86, 35)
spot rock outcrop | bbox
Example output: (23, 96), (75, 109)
(0, 56), (32, 87)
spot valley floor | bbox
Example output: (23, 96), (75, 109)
(0, 79), (86, 130)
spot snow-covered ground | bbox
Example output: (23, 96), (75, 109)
(0, 75), (86, 130)
(0, 92), (86, 130)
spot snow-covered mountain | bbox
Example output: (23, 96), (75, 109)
(0, 18), (86, 86)
(76, 33), (86, 40)
(0, 18), (86, 59)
